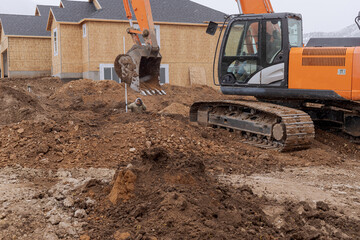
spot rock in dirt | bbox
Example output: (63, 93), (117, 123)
(17, 128), (25, 134)
(58, 221), (77, 236)
(145, 141), (152, 148)
(63, 197), (74, 208)
(74, 209), (87, 218)
(80, 235), (91, 240)
(43, 232), (59, 240)
(54, 192), (65, 201)
(49, 215), (61, 225)
(37, 143), (49, 154)
(316, 201), (330, 211)
(108, 170), (137, 204)
(114, 231), (131, 240)
(85, 198), (96, 207)
(0, 213), (7, 219)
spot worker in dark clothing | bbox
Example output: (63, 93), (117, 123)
(128, 98), (147, 113)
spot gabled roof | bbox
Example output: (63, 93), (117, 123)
(36, 5), (53, 17)
(51, 1), (97, 23)
(49, 0), (225, 25)
(0, 5), (56, 37)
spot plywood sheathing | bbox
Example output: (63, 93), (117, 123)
(8, 37), (51, 72)
(189, 66), (207, 86)
(0, 25), (7, 52)
(1, 25), (9, 78)
(87, 21), (131, 72)
(94, 1), (102, 10)
(159, 24), (220, 87)
(60, 24), (82, 73)
(35, 7), (40, 16)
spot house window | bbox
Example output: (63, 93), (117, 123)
(160, 64), (169, 84)
(100, 63), (168, 85)
(83, 24), (87, 38)
(53, 28), (58, 56)
(133, 24), (161, 47)
(100, 64), (120, 83)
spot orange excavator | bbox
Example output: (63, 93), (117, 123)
(189, 0), (360, 151)
(116, 0), (360, 151)
(114, 0), (163, 95)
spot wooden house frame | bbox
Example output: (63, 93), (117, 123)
(0, 5), (55, 78)
(45, 0), (225, 86)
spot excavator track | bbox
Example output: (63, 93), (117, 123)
(190, 100), (315, 152)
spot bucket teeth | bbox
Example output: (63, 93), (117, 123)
(139, 88), (166, 96)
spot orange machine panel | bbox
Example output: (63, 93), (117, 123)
(239, 0), (274, 14)
(289, 47), (356, 100)
(352, 47), (360, 100)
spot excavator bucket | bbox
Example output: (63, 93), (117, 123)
(114, 44), (165, 95)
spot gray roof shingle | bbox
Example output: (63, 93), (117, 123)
(37, 5), (53, 17)
(51, 0), (225, 24)
(0, 5), (56, 37)
(51, 1), (97, 23)
(0, 0), (225, 37)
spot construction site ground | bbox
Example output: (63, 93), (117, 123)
(0, 77), (360, 240)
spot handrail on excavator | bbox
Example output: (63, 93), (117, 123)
(356, 11), (360, 30)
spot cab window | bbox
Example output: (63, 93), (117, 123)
(266, 20), (282, 64)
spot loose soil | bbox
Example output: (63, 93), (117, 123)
(0, 77), (359, 240)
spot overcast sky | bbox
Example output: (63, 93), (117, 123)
(0, 0), (359, 33)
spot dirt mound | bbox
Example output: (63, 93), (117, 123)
(1, 77), (360, 239)
(49, 79), (236, 115)
(81, 147), (360, 239)
(0, 85), (45, 125)
(158, 103), (190, 116)
(50, 79), (126, 112)
(84, 148), (277, 239)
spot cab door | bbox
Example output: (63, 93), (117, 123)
(219, 20), (262, 85)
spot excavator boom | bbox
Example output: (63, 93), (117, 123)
(114, 0), (162, 95)
(236, 0), (274, 14)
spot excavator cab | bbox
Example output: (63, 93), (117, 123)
(217, 13), (303, 91)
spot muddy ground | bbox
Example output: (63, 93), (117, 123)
(0, 77), (359, 240)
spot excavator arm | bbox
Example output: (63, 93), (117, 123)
(235, 0), (274, 14)
(114, 0), (162, 95)
(122, 0), (159, 48)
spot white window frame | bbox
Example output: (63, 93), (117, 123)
(100, 64), (117, 81)
(133, 24), (161, 47)
(100, 63), (168, 84)
(160, 64), (169, 84)
(53, 28), (58, 56)
(83, 24), (87, 38)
